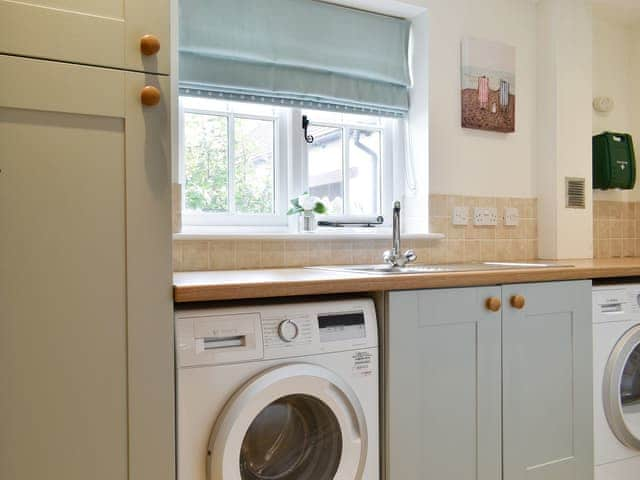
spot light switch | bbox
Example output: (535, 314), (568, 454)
(452, 206), (469, 225)
(504, 207), (519, 226)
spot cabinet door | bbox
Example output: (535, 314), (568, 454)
(502, 280), (593, 480)
(0, 55), (173, 480)
(387, 287), (502, 480)
(0, 0), (169, 74)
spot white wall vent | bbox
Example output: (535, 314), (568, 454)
(566, 177), (586, 209)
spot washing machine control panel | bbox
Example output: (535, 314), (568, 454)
(593, 287), (640, 324)
(260, 300), (376, 359)
(176, 298), (378, 364)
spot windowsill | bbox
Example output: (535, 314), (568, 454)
(174, 226), (445, 241)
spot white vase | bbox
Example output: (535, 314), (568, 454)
(299, 211), (316, 232)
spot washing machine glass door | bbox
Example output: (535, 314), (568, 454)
(207, 363), (368, 480)
(604, 325), (640, 449)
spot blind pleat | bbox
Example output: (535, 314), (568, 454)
(179, 0), (411, 116)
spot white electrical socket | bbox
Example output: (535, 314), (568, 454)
(473, 207), (498, 226)
(452, 206), (469, 225)
(504, 207), (519, 226)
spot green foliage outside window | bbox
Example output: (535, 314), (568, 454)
(183, 113), (228, 212)
(183, 113), (274, 215)
(233, 118), (273, 214)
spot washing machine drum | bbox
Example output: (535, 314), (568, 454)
(240, 394), (341, 479)
(207, 364), (368, 480)
(604, 325), (640, 450)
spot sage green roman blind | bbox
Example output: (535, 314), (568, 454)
(179, 0), (412, 117)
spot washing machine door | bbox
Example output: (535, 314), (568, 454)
(604, 324), (640, 450)
(207, 363), (368, 480)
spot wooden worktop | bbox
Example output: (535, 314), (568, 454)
(173, 258), (640, 303)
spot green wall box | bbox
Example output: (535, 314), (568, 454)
(593, 132), (636, 190)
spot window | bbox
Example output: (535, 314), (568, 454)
(179, 97), (399, 230)
(303, 110), (391, 218)
(180, 97), (287, 227)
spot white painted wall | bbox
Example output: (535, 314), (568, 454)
(535, 0), (558, 259)
(404, 9), (430, 233)
(351, 0), (597, 258)
(537, 0), (593, 259)
(592, 13), (640, 201)
(406, 0), (538, 198)
(554, 0), (593, 259)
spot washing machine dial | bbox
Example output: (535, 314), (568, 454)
(277, 319), (299, 342)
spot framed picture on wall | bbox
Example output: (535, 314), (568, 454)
(461, 37), (516, 133)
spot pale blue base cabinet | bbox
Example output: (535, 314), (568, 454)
(386, 281), (593, 480)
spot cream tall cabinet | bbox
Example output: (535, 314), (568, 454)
(0, 0), (169, 74)
(0, 3), (173, 478)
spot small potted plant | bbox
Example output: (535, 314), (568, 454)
(287, 193), (327, 232)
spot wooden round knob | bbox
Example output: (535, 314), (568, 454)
(140, 86), (161, 106)
(485, 297), (501, 312)
(510, 295), (526, 309)
(140, 34), (161, 56)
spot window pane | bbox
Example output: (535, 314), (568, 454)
(183, 113), (228, 213)
(234, 117), (275, 214)
(348, 129), (381, 216)
(308, 125), (344, 215)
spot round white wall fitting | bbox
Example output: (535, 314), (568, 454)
(593, 96), (615, 113)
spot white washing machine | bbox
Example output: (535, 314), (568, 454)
(175, 298), (379, 480)
(593, 285), (640, 479)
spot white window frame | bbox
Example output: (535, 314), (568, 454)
(178, 98), (289, 227)
(296, 110), (395, 225)
(178, 97), (400, 231)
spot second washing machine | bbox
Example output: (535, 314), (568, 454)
(593, 284), (640, 479)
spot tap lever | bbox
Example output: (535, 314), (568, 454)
(404, 249), (417, 263)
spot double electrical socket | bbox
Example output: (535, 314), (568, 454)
(451, 206), (519, 226)
(473, 207), (498, 226)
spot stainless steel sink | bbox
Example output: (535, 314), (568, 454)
(307, 261), (572, 275)
(309, 264), (455, 275)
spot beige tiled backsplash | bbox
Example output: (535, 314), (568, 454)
(593, 200), (640, 259)
(173, 194), (538, 271)
(428, 194), (538, 264)
(172, 183), (182, 234)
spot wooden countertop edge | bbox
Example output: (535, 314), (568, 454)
(173, 261), (640, 303)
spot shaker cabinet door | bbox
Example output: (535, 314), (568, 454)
(502, 280), (593, 480)
(0, 55), (173, 480)
(387, 287), (502, 480)
(0, 0), (169, 74)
